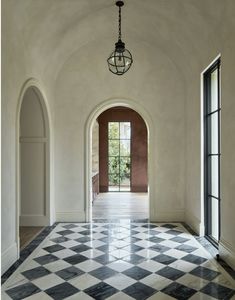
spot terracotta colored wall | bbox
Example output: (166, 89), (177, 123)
(98, 107), (148, 192)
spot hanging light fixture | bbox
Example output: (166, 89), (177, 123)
(107, 1), (133, 75)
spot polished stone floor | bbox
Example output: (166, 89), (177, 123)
(2, 222), (235, 299)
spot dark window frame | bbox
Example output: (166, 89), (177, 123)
(204, 58), (221, 248)
(108, 122), (131, 192)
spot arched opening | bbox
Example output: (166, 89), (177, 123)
(85, 99), (155, 222)
(17, 85), (50, 249)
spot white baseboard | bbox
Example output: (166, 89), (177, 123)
(1, 242), (18, 275)
(56, 211), (85, 222)
(151, 210), (185, 222)
(219, 238), (235, 270)
(185, 210), (204, 236)
(20, 215), (49, 226)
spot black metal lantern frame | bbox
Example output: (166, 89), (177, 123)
(107, 1), (133, 75)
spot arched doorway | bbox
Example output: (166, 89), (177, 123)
(17, 84), (51, 249)
(85, 99), (155, 222)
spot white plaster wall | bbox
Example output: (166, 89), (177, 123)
(54, 42), (186, 222)
(92, 121), (99, 174)
(2, 0), (235, 273)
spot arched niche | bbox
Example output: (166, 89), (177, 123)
(19, 86), (50, 229)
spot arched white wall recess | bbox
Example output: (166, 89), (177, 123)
(85, 98), (155, 222)
(16, 78), (53, 254)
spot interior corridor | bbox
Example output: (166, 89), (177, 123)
(92, 193), (149, 220)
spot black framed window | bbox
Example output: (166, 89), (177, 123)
(108, 122), (131, 191)
(204, 58), (221, 246)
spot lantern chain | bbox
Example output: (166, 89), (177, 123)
(118, 5), (122, 40)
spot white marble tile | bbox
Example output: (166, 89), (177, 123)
(75, 260), (102, 272)
(160, 240), (181, 249)
(24, 292), (52, 300)
(164, 248), (188, 259)
(33, 273), (64, 290)
(189, 292), (218, 300)
(176, 274), (209, 290)
(169, 259), (197, 272)
(106, 291), (134, 300)
(65, 291), (94, 300)
(140, 274), (173, 290)
(148, 291), (175, 300)
(85, 240), (105, 248)
(81, 249), (104, 259)
(60, 240), (80, 248)
(138, 260), (165, 272)
(135, 248), (158, 258)
(105, 273), (136, 290)
(134, 240), (155, 248)
(107, 261), (133, 272)
(53, 248), (77, 259)
(69, 273), (100, 290)
(44, 260), (71, 272)
(109, 249), (130, 259)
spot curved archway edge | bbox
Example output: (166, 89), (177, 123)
(15, 78), (53, 256)
(85, 98), (156, 222)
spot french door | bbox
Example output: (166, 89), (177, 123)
(204, 58), (221, 246)
(108, 122), (131, 191)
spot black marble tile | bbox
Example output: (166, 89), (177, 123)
(79, 230), (95, 236)
(45, 282), (79, 300)
(6, 282), (40, 300)
(123, 266), (151, 280)
(75, 236), (93, 243)
(123, 282), (157, 300)
(201, 282), (235, 299)
(96, 244), (117, 253)
(147, 236), (165, 243)
(181, 254), (207, 265)
(93, 254), (117, 265)
(82, 224), (98, 229)
(70, 244), (91, 253)
(142, 224), (158, 229)
(152, 254), (177, 265)
(175, 244), (198, 253)
(170, 236), (190, 244)
(123, 236), (141, 243)
(57, 229), (74, 236)
(89, 266), (117, 280)
(22, 266), (51, 280)
(63, 254), (88, 265)
(190, 266), (220, 280)
(166, 229), (182, 236)
(156, 266), (185, 280)
(122, 254), (145, 265)
(62, 224), (78, 229)
(43, 244), (66, 253)
(50, 236), (70, 243)
(100, 230), (110, 236)
(162, 282), (197, 300)
(130, 230), (139, 235)
(34, 254), (59, 265)
(144, 230), (161, 236)
(162, 224), (178, 229)
(84, 282), (118, 300)
(122, 244), (144, 253)
(2, 223), (57, 284)
(56, 266), (84, 281)
(149, 244), (171, 253)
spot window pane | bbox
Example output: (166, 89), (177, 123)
(109, 140), (119, 156)
(210, 156), (219, 198)
(120, 140), (130, 156)
(108, 122), (119, 139)
(120, 157), (131, 176)
(109, 157), (119, 174)
(211, 197), (219, 241)
(109, 174), (119, 187)
(120, 122), (131, 139)
(210, 69), (218, 112)
(209, 113), (219, 154)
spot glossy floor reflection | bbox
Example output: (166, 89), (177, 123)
(2, 222), (235, 299)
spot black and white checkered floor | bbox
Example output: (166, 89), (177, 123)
(2, 222), (235, 299)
